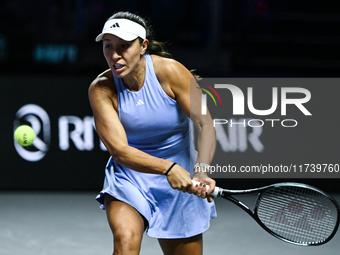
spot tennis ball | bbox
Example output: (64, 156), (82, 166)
(14, 125), (35, 146)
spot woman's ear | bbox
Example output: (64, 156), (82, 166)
(141, 39), (149, 55)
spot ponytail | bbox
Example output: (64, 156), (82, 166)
(144, 39), (172, 58)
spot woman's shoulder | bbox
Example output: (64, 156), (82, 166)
(89, 69), (119, 110)
(150, 55), (191, 83)
(89, 69), (116, 96)
(151, 55), (180, 71)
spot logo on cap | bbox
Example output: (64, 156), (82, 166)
(110, 23), (120, 28)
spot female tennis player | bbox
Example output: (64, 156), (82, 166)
(89, 11), (216, 255)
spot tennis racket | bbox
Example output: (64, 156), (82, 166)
(192, 180), (340, 246)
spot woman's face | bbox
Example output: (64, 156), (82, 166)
(102, 34), (146, 78)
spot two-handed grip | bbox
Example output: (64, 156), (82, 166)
(191, 180), (220, 197)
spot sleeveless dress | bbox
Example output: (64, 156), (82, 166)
(96, 54), (216, 239)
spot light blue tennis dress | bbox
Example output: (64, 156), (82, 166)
(96, 54), (216, 239)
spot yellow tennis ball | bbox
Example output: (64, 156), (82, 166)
(14, 125), (36, 146)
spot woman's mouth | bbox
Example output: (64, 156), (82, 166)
(113, 64), (125, 71)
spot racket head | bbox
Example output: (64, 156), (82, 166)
(254, 183), (340, 246)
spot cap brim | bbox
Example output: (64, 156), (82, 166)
(95, 29), (139, 42)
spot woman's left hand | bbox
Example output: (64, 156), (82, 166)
(191, 173), (216, 203)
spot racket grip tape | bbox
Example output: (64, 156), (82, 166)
(191, 180), (220, 197)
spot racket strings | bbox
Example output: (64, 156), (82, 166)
(262, 187), (336, 243)
(256, 186), (338, 245)
(273, 188), (335, 243)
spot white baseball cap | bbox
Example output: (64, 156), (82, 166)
(95, 19), (146, 42)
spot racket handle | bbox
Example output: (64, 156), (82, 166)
(191, 180), (220, 197)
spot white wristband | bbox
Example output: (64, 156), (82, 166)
(193, 163), (210, 172)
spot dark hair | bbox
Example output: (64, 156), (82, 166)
(108, 11), (171, 58)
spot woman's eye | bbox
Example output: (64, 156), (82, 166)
(104, 44), (112, 49)
(121, 44), (130, 49)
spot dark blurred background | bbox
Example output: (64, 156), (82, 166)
(1, 0), (339, 77)
(1, 0), (339, 192)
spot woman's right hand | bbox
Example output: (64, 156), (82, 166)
(166, 164), (193, 193)
(166, 164), (214, 203)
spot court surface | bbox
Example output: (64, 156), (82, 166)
(0, 192), (339, 255)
